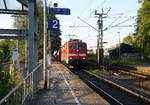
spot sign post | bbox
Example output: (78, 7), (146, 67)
(47, 7), (71, 31)
(45, 6), (70, 89)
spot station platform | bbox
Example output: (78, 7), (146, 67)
(34, 61), (110, 105)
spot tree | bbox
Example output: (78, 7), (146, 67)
(123, 33), (135, 45)
(0, 40), (11, 70)
(13, 0), (61, 60)
(12, 15), (28, 62)
(134, 1), (150, 58)
(0, 40), (11, 69)
(37, 1), (61, 59)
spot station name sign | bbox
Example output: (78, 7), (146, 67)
(48, 8), (71, 15)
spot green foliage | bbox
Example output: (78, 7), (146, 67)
(0, 70), (22, 102)
(37, 3), (61, 59)
(0, 40), (11, 69)
(0, 49), (3, 68)
(135, 1), (150, 58)
(37, 2), (61, 58)
(12, 0), (61, 60)
(108, 58), (147, 65)
(88, 53), (97, 61)
(0, 40), (11, 62)
(123, 33), (135, 46)
(0, 71), (13, 100)
(51, 31), (61, 53)
(0, 70), (22, 101)
(12, 15), (27, 62)
(12, 15), (27, 61)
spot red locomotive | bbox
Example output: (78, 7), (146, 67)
(60, 39), (87, 68)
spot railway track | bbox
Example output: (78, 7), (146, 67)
(71, 69), (150, 105)
(108, 65), (150, 79)
(87, 61), (150, 79)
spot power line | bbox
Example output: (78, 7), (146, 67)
(104, 16), (136, 31)
(69, 0), (109, 36)
(86, 0), (108, 20)
(104, 13), (124, 31)
(77, 17), (98, 31)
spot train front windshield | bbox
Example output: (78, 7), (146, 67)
(69, 43), (86, 50)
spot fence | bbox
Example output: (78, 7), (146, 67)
(0, 63), (43, 105)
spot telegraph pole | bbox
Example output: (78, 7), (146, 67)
(95, 8), (110, 68)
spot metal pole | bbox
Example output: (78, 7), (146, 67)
(97, 18), (100, 67)
(118, 32), (121, 59)
(43, 0), (49, 89)
(95, 10), (103, 68)
(47, 30), (51, 89)
(28, 2), (36, 72)
(95, 8), (109, 68)
(100, 10), (104, 66)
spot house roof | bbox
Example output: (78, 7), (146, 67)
(107, 43), (138, 54)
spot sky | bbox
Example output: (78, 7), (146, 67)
(48, 0), (141, 48)
(0, 0), (141, 49)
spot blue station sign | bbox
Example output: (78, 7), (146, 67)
(47, 19), (60, 31)
(48, 8), (71, 15)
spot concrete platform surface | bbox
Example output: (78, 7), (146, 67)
(34, 61), (110, 105)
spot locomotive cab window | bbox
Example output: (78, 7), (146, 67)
(78, 43), (86, 50)
(69, 43), (77, 50)
(69, 43), (86, 50)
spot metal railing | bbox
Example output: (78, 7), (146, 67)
(0, 63), (43, 105)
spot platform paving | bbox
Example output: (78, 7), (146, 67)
(34, 62), (110, 105)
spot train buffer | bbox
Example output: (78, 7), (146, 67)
(34, 61), (110, 105)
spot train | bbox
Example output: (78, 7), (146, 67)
(59, 39), (87, 68)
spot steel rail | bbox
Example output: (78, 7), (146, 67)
(85, 79), (123, 105)
(82, 69), (150, 104)
(110, 65), (150, 79)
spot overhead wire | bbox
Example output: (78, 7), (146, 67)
(3, 0), (7, 9)
(103, 7), (139, 31)
(69, 0), (95, 36)
(70, 0), (109, 33)
(104, 16), (137, 31)
(85, 0), (109, 20)
(69, 0), (110, 41)
(104, 13), (124, 31)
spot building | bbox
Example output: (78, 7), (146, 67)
(105, 43), (140, 59)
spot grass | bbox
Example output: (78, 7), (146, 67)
(88, 54), (97, 61)
(88, 54), (149, 66)
(87, 54), (150, 74)
(88, 68), (112, 75)
(108, 58), (150, 66)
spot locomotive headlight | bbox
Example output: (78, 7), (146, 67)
(69, 57), (72, 60)
(83, 57), (86, 59)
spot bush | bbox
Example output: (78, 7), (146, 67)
(0, 70), (22, 100)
